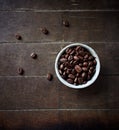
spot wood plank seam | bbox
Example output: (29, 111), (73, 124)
(0, 10), (119, 12)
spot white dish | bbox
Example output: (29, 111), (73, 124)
(55, 43), (101, 89)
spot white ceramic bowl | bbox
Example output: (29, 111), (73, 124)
(55, 43), (101, 89)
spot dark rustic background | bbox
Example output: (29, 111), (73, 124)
(0, 0), (119, 129)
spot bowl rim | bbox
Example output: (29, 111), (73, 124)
(55, 43), (101, 89)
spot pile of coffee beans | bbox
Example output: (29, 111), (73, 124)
(58, 45), (97, 85)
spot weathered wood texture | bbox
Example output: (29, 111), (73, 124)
(0, 110), (119, 129)
(0, 0), (119, 129)
(0, 12), (119, 42)
(0, 43), (118, 76)
(0, 0), (119, 10)
(0, 76), (118, 109)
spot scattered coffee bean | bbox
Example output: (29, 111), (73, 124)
(17, 67), (24, 75)
(41, 27), (49, 34)
(47, 73), (53, 81)
(58, 45), (97, 85)
(16, 34), (22, 40)
(30, 52), (37, 59)
(63, 20), (70, 27)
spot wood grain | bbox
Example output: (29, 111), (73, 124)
(0, 43), (118, 76)
(0, 0), (119, 10)
(62, 12), (119, 42)
(0, 77), (59, 109)
(0, 76), (118, 109)
(59, 110), (119, 129)
(0, 12), (119, 42)
(0, 111), (59, 129)
(0, 110), (119, 129)
(58, 76), (119, 109)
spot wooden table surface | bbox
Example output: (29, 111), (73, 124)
(0, 0), (119, 129)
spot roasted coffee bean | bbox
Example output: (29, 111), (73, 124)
(78, 78), (83, 84)
(66, 48), (72, 54)
(67, 78), (73, 84)
(60, 64), (64, 70)
(88, 61), (93, 66)
(79, 63), (83, 67)
(83, 81), (87, 84)
(63, 20), (70, 27)
(17, 67), (24, 75)
(87, 75), (91, 80)
(68, 55), (73, 61)
(84, 54), (89, 59)
(90, 66), (94, 71)
(74, 77), (78, 83)
(88, 70), (92, 75)
(81, 72), (87, 79)
(71, 69), (76, 75)
(64, 67), (67, 71)
(16, 34), (22, 40)
(30, 52), (37, 59)
(68, 74), (75, 79)
(74, 56), (79, 61)
(65, 54), (69, 58)
(59, 70), (63, 75)
(47, 73), (53, 81)
(76, 46), (81, 51)
(66, 69), (71, 74)
(83, 62), (88, 67)
(70, 60), (73, 65)
(78, 56), (83, 61)
(60, 58), (67, 63)
(82, 67), (88, 72)
(70, 50), (75, 55)
(93, 59), (97, 65)
(76, 73), (80, 77)
(58, 45), (97, 86)
(61, 54), (65, 58)
(63, 71), (67, 76)
(79, 51), (85, 56)
(75, 65), (82, 73)
(41, 27), (49, 34)
(89, 56), (94, 60)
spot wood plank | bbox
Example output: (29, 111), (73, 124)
(0, 76), (118, 109)
(58, 76), (119, 109)
(0, 0), (119, 10)
(0, 77), (59, 109)
(0, 111), (59, 129)
(0, 43), (118, 76)
(0, 12), (119, 42)
(62, 12), (119, 42)
(59, 110), (119, 129)
(0, 12), (62, 42)
(0, 110), (119, 129)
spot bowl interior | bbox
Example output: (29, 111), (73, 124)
(55, 43), (100, 89)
